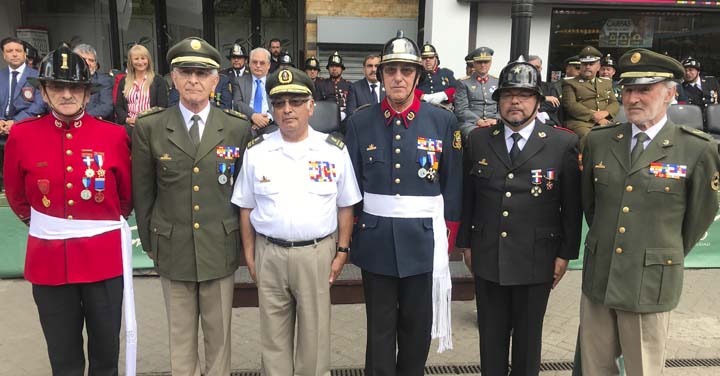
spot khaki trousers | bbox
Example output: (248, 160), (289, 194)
(160, 274), (235, 376)
(255, 235), (335, 376)
(580, 293), (670, 376)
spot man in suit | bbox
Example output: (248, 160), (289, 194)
(73, 44), (115, 120)
(315, 51), (352, 121)
(455, 47), (499, 137)
(346, 54), (383, 115)
(563, 46), (619, 145)
(0, 37), (46, 190)
(579, 48), (720, 376)
(232, 47), (275, 134)
(132, 37), (252, 376)
(223, 42), (247, 79)
(457, 59), (582, 376)
(268, 38), (282, 74)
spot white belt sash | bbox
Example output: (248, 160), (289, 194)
(29, 207), (137, 376)
(362, 192), (453, 352)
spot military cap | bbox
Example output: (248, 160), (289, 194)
(601, 54), (615, 68)
(29, 46), (93, 88)
(421, 43), (438, 58)
(326, 51), (345, 69)
(473, 47), (494, 62)
(564, 55), (581, 67)
(379, 31), (422, 66)
(304, 56), (320, 71)
(279, 51), (294, 67)
(681, 56), (701, 70)
(266, 67), (315, 97)
(578, 46), (602, 63)
(617, 48), (684, 86)
(167, 37), (221, 69)
(226, 42), (247, 60)
(465, 53), (474, 64)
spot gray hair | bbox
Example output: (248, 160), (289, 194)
(527, 55), (542, 64)
(250, 47), (271, 62)
(73, 44), (97, 58)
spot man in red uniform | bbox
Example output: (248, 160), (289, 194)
(3, 46), (133, 376)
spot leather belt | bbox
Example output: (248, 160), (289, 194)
(262, 234), (330, 248)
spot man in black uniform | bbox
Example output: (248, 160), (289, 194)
(417, 43), (457, 106)
(315, 51), (351, 121)
(681, 56), (719, 108)
(600, 54), (621, 103)
(304, 56), (321, 83)
(457, 58), (582, 376)
(223, 42), (247, 79)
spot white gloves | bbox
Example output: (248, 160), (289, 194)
(422, 91), (448, 104)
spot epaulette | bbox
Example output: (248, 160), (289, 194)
(680, 125), (713, 141)
(326, 133), (345, 149)
(489, 75), (498, 79)
(458, 75), (470, 80)
(552, 125), (575, 134)
(589, 122), (620, 132)
(247, 135), (264, 149)
(223, 109), (247, 120)
(563, 76), (576, 81)
(428, 102), (453, 112)
(354, 104), (371, 113)
(137, 107), (165, 118)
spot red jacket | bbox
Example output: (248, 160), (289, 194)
(4, 112), (132, 285)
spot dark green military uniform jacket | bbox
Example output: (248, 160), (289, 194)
(581, 120), (720, 313)
(132, 105), (252, 281)
(563, 77), (619, 137)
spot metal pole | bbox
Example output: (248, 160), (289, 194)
(510, 0), (533, 61)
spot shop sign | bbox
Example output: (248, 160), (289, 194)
(600, 18), (654, 48)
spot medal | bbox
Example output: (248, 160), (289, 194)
(531, 186), (542, 197)
(82, 152), (95, 178)
(418, 168), (428, 178)
(229, 164), (235, 186)
(85, 169), (95, 178)
(37, 179), (51, 208)
(94, 191), (105, 203)
(218, 174), (228, 184)
(94, 152), (105, 178)
(218, 162), (228, 185)
(81, 177), (92, 200)
(426, 168), (437, 182)
(94, 177), (105, 203)
(545, 168), (556, 190)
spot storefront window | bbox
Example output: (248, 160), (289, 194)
(549, 8), (720, 81)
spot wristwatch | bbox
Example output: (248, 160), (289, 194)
(336, 246), (350, 253)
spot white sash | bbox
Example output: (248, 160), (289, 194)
(29, 208), (137, 376)
(362, 192), (453, 352)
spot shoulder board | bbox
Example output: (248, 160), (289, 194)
(223, 109), (247, 120)
(354, 103), (372, 113)
(552, 125), (575, 134)
(428, 102), (453, 112)
(326, 133), (345, 149)
(563, 76), (576, 81)
(247, 135), (264, 149)
(589, 122), (621, 132)
(458, 75), (470, 81)
(137, 107), (165, 118)
(680, 125), (713, 141)
(489, 75), (498, 79)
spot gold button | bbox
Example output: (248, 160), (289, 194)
(65, 150), (73, 156)
(500, 231), (508, 238)
(615, 248), (623, 254)
(395, 163), (401, 169)
(65, 133), (72, 139)
(471, 225), (475, 229)
(622, 207), (630, 213)
(66, 166), (73, 173)
(66, 183), (73, 189)
(193, 205), (200, 211)
(67, 199), (75, 206)
(395, 120), (401, 126)
(666, 259), (673, 265)
(507, 173), (514, 179)
(369, 156), (374, 161)
(395, 148), (401, 154)
(505, 192), (512, 198)
(626, 185), (633, 192)
(193, 185), (200, 192)
(361, 223), (366, 229)
(193, 223), (200, 229)
(618, 227), (626, 234)
(193, 167), (200, 174)
(395, 134), (401, 140)
(502, 211), (509, 217)
(395, 178), (401, 184)
(67, 215), (73, 220)
(395, 193), (400, 196)
(664, 186), (670, 192)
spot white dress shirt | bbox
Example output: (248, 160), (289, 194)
(630, 115), (667, 151)
(178, 101), (211, 139)
(504, 121), (536, 153)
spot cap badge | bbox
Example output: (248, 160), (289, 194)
(332, 56), (340, 63)
(630, 52), (641, 64)
(279, 69), (293, 84)
(512, 66), (522, 74)
(61, 53), (69, 70)
(392, 40), (407, 53)
(190, 39), (202, 50)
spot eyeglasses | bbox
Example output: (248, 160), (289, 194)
(382, 65), (416, 77)
(174, 68), (215, 78)
(498, 92), (536, 101)
(270, 98), (312, 107)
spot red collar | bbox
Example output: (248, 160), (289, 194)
(476, 74), (489, 84)
(381, 96), (421, 128)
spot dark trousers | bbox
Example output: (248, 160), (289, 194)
(361, 270), (432, 376)
(32, 276), (123, 376)
(474, 277), (552, 376)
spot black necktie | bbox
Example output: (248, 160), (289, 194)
(631, 132), (649, 165)
(370, 84), (378, 104)
(7, 70), (19, 117)
(509, 133), (522, 164)
(189, 114), (201, 149)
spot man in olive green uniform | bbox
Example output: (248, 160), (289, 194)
(563, 46), (619, 144)
(132, 37), (252, 376)
(580, 48), (720, 376)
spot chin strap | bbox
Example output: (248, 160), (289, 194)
(45, 86), (88, 120)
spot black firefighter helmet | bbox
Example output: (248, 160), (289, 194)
(377, 30), (422, 83)
(491, 56), (544, 102)
(29, 46), (94, 89)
